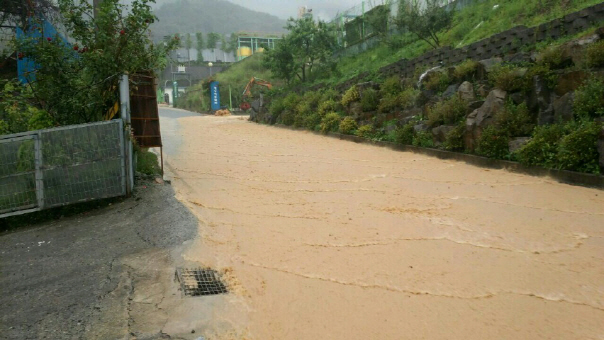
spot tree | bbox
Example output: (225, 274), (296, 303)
(264, 17), (335, 83)
(0, 0), (57, 30)
(14, 0), (178, 125)
(396, 0), (454, 49)
(206, 32), (220, 50)
(185, 32), (192, 62)
(196, 32), (204, 62)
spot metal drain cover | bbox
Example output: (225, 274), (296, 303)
(175, 268), (228, 296)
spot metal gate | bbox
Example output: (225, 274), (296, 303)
(0, 120), (127, 218)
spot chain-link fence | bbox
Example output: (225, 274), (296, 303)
(0, 120), (127, 218)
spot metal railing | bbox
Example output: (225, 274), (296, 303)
(0, 120), (127, 218)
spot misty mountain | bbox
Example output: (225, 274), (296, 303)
(150, 0), (287, 40)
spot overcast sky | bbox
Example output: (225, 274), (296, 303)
(227, 0), (363, 21)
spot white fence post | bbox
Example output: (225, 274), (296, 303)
(120, 74), (134, 196)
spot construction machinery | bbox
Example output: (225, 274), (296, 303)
(240, 77), (272, 111)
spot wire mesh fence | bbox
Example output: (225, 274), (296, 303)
(0, 120), (127, 218)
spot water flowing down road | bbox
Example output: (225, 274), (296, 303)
(159, 108), (604, 340)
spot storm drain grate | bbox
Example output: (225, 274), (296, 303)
(175, 268), (228, 296)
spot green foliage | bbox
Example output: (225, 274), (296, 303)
(195, 32), (204, 61)
(395, 122), (416, 145)
(537, 45), (567, 69)
(524, 64), (558, 91)
(339, 117), (358, 135)
(0, 79), (54, 133)
(412, 130), (434, 148)
(136, 148), (161, 176)
(365, 4), (391, 39)
(585, 40), (604, 68)
(399, 87), (420, 108)
(318, 99), (339, 116)
(264, 17), (336, 82)
(321, 88), (340, 102)
(361, 88), (379, 112)
(356, 124), (374, 138)
(269, 97), (285, 117)
(427, 96), (467, 127)
(442, 121), (466, 151)
(396, 0), (454, 49)
(556, 121), (602, 174)
(341, 85), (360, 107)
(206, 32), (221, 49)
(321, 112), (342, 133)
(378, 94), (400, 113)
(453, 59), (480, 82)
(488, 65), (526, 92)
(279, 93), (302, 125)
(381, 76), (402, 96)
(574, 77), (604, 120)
(475, 126), (509, 159)
(15, 0), (177, 126)
(423, 71), (451, 92)
(493, 102), (535, 137)
(515, 123), (566, 167)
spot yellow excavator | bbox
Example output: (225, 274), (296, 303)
(240, 77), (272, 111)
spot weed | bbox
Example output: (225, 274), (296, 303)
(488, 64), (526, 92)
(320, 112), (342, 133)
(380, 76), (402, 96)
(341, 85), (360, 107)
(493, 102), (535, 137)
(475, 126), (509, 159)
(442, 121), (467, 151)
(427, 95), (467, 127)
(515, 123), (567, 167)
(412, 130), (434, 148)
(574, 76), (604, 120)
(361, 88), (380, 112)
(339, 117), (358, 134)
(394, 121), (416, 145)
(453, 59), (480, 82)
(585, 40), (604, 68)
(136, 148), (161, 176)
(356, 124), (374, 138)
(557, 121), (602, 174)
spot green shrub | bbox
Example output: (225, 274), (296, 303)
(427, 96), (467, 127)
(574, 77), (604, 120)
(280, 110), (296, 126)
(293, 101), (312, 127)
(493, 102), (535, 137)
(341, 85), (360, 107)
(557, 121), (602, 174)
(283, 93), (302, 112)
(395, 122), (415, 145)
(399, 87), (419, 109)
(538, 45), (567, 69)
(321, 88), (340, 102)
(488, 64), (525, 92)
(585, 40), (604, 68)
(442, 121), (466, 151)
(136, 148), (161, 176)
(423, 71), (451, 92)
(515, 123), (567, 167)
(320, 112), (342, 133)
(361, 88), (379, 112)
(339, 117), (358, 134)
(412, 130), (434, 148)
(524, 64), (558, 91)
(475, 126), (509, 159)
(269, 97), (285, 116)
(356, 124), (374, 138)
(380, 76), (402, 96)
(378, 94), (400, 113)
(27, 109), (55, 130)
(318, 99), (339, 116)
(453, 59), (480, 82)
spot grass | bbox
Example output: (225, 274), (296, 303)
(136, 148), (161, 176)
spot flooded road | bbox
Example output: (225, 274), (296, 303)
(160, 111), (604, 340)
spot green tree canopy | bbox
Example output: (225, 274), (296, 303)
(264, 17), (336, 83)
(196, 32), (204, 61)
(396, 0), (454, 49)
(206, 32), (221, 50)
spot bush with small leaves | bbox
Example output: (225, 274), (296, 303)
(493, 102), (535, 137)
(475, 126), (509, 159)
(321, 88), (340, 102)
(378, 94), (400, 113)
(380, 76), (402, 96)
(339, 116), (358, 135)
(557, 121), (602, 174)
(585, 40), (604, 68)
(453, 59), (480, 82)
(341, 85), (360, 107)
(538, 45), (568, 69)
(427, 95), (467, 127)
(355, 124), (374, 138)
(514, 123), (567, 167)
(395, 122), (415, 145)
(574, 77), (604, 120)
(318, 99), (339, 116)
(361, 88), (379, 112)
(412, 131), (434, 148)
(488, 64), (525, 92)
(442, 121), (466, 151)
(320, 112), (342, 133)
(399, 87), (419, 109)
(423, 71), (451, 92)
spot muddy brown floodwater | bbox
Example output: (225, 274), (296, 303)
(164, 115), (604, 340)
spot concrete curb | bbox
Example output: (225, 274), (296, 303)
(266, 123), (604, 189)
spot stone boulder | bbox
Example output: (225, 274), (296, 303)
(414, 123), (430, 133)
(349, 102), (363, 119)
(555, 70), (588, 96)
(509, 92), (525, 106)
(528, 76), (554, 125)
(442, 84), (460, 99)
(468, 100), (485, 111)
(553, 92), (575, 123)
(509, 137), (531, 154)
(464, 89), (507, 151)
(457, 81), (476, 102)
(432, 125), (456, 143)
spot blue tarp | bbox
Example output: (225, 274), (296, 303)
(16, 17), (67, 84)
